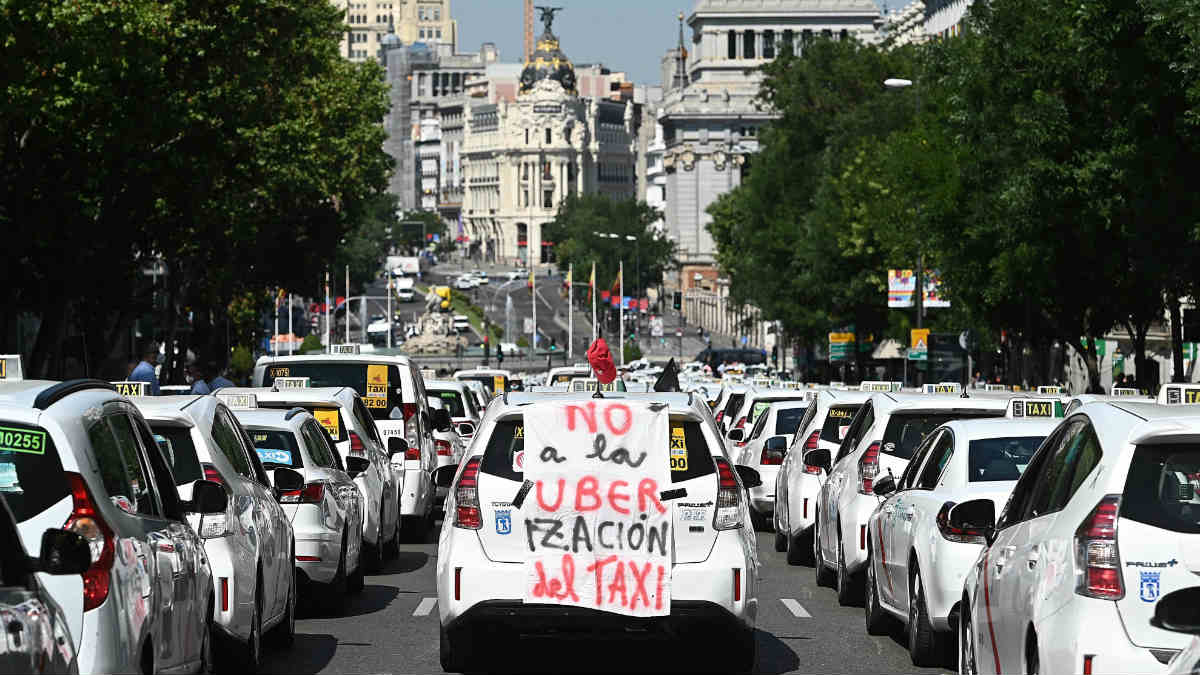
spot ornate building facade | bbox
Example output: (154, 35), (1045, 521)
(460, 18), (637, 265)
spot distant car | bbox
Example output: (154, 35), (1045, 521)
(473, 271), (489, 285)
(452, 315), (471, 333)
(397, 287), (415, 303)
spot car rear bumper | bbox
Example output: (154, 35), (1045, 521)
(444, 599), (747, 637)
(784, 473), (822, 536)
(1037, 599), (1177, 675)
(924, 540), (982, 632)
(203, 537), (251, 639)
(292, 515), (342, 585)
(748, 465), (778, 514)
(839, 495), (878, 573)
(401, 461), (428, 517)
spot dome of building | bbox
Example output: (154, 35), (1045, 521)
(519, 30), (577, 95)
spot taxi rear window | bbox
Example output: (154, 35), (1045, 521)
(249, 430), (303, 469)
(430, 390), (466, 417)
(883, 410), (1002, 459)
(261, 362), (405, 421)
(722, 394), (745, 421)
(148, 425), (203, 485)
(0, 421), (68, 523)
(1122, 443), (1200, 534)
(479, 417), (715, 484)
(259, 404), (347, 442)
(821, 405), (861, 443)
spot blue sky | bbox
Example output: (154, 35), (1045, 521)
(454, 0), (690, 85)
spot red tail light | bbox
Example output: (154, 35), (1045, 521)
(732, 568), (741, 602)
(936, 501), (988, 544)
(715, 411), (725, 424)
(453, 456), (483, 529)
(804, 430), (820, 450)
(858, 441), (880, 494)
(63, 472), (114, 612)
(402, 403), (417, 421)
(348, 431), (365, 457)
(403, 402), (420, 448)
(280, 483), (325, 505)
(803, 464), (822, 475)
(713, 457), (743, 530)
(202, 463), (224, 485)
(1075, 494), (1123, 599)
(435, 439), (452, 456)
(760, 446), (784, 465)
(405, 443), (421, 460)
(735, 416), (746, 430)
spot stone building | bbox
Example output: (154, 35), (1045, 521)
(336, 0), (457, 62)
(459, 19), (638, 265)
(661, 0), (882, 293)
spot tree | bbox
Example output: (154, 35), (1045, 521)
(544, 194), (675, 296)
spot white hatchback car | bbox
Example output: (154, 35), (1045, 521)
(2, 379), (222, 675)
(434, 391), (762, 673)
(735, 398), (810, 527)
(426, 379), (482, 441)
(811, 392), (1007, 605)
(863, 417), (1056, 666)
(774, 389), (870, 563)
(234, 408), (366, 613)
(958, 398), (1200, 675)
(134, 395), (299, 671)
(221, 387), (404, 573)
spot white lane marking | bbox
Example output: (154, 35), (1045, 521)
(413, 597), (437, 616)
(781, 598), (811, 618)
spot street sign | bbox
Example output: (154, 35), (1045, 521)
(829, 332), (854, 362)
(651, 317), (664, 338)
(909, 328), (929, 361)
(523, 317), (535, 334)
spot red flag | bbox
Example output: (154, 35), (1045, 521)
(587, 338), (617, 384)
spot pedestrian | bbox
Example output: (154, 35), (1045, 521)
(209, 363), (235, 391)
(188, 363), (212, 395)
(129, 342), (161, 396)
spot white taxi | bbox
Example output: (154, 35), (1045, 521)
(735, 397), (810, 527)
(959, 390), (1200, 674)
(774, 389), (870, 564)
(810, 392), (1007, 605)
(864, 417), (1056, 666)
(434, 391), (761, 673)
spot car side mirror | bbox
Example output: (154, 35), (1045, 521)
(765, 436), (787, 452)
(433, 464), (458, 488)
(871, 473), (896, 496)
(346, 456), (371, 478)
(457, 422), (476, 437)
(273, 467), (304, 495)
(388, 436), (409, 460)
(727, 429), (745, 443)
(433, 408), (453, 432)
(33, 528), (93, 575)
(947, 499), (996, 543)
(735, 465), (762, 489)
(804, 448), (832, 474)
(1152, 587), (1200, 634)
(191, 479), (228, 515)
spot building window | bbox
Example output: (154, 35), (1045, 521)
(434, 8), (440, 20)
(543, 189), (554, 208)
(525, 129), (530, 144)
(763, 30), (775, 59)
(436, 29), (442, 39)
(542, 161), (552, 180)
(743, 31), (755, 58)
(545, 128), (552, 144)
(522, 189), (529, 207)
(727, 30), (737, 59)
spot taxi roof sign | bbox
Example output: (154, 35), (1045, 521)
(111, 381), (147, 397)
(569, 378), (626, 393)
(1007, 397), (1064, 419)
(1036, 385), (1063, 395)
(1111, 387), (1141, 397)
(1158, 384), (1200, 405)
(330, 344), (361, 355)
(273, 377), (310, 390)
(0, 354), (23, 380)
(216, 392), (258, 410)
(983, 384), (1008, 392)
(860, 381), (902, 393)
(923, 382), (962, 394)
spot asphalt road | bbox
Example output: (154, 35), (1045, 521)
(258, 517), (952, 675)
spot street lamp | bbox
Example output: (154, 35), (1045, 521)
(883, 78), (913, 88)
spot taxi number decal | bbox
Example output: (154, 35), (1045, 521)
(269, 367), (290, 378)
(828, 409), (853, 419)
(363, 395), (387, 409)
(0, 426), (45, 455)
(680, 506), (706, 522)
(253, 434), (268, 442)
(670, 427), (688, 472)
(313, 409), (340, 437)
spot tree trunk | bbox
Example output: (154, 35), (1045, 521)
(28, 283), (69, 379)
(1169, 298), (1185, 383)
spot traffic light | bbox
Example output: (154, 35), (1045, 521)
(772, 345), (779, 364)
(672, 291), (682, 310)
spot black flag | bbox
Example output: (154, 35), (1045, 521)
(654, 358), (681, 392)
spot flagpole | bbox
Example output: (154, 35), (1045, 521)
(287, 293), (293, 355)
(273, 288), (280, 356)
(591, 262), (597, 341)
(324, 269), (330, 354)
(567, 263), (574, 360)
(386, 275), (393, 349)
(345, 264), (350, 345)
(619, 260), (625, 367)
(532, 268), (538, 352)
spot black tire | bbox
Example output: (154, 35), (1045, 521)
(321, 540), (349, 614)
(439, 623), (475, 673)
(365, 506), (385, 574)
(813, 518), (836, 587)
(787, 527), (815, 566)
(1025, 630), (1040, 675)
(774, 529), (787, 552)
(347, 540), (365, 594)
(384, 504), (402, 557)
(270, 563), (296, 646)
(959, 599), (978, 675)
(908, 566), (943, 667)
(864, 543), (891, 635)
(836, 533), (861, 606)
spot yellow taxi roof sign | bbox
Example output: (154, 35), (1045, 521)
(1158, 384), (1200, 405)
(1007, 397), (1063, 418)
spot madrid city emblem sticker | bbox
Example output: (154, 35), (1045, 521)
(1139, 571), (1161, 602)
(495, 508), (512, 535)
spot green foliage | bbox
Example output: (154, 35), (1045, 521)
(623, 341), (643, 364)
(544, 194), (675, 295)
(229, 345), (255, 383)
(396, 210), (448, 253)
(300, 334), (324, 354)
(517, 336), (530, 348)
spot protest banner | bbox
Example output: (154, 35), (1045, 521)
(522, 400), (672, 617)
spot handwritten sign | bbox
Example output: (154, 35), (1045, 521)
(523, 400), (672, 617)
